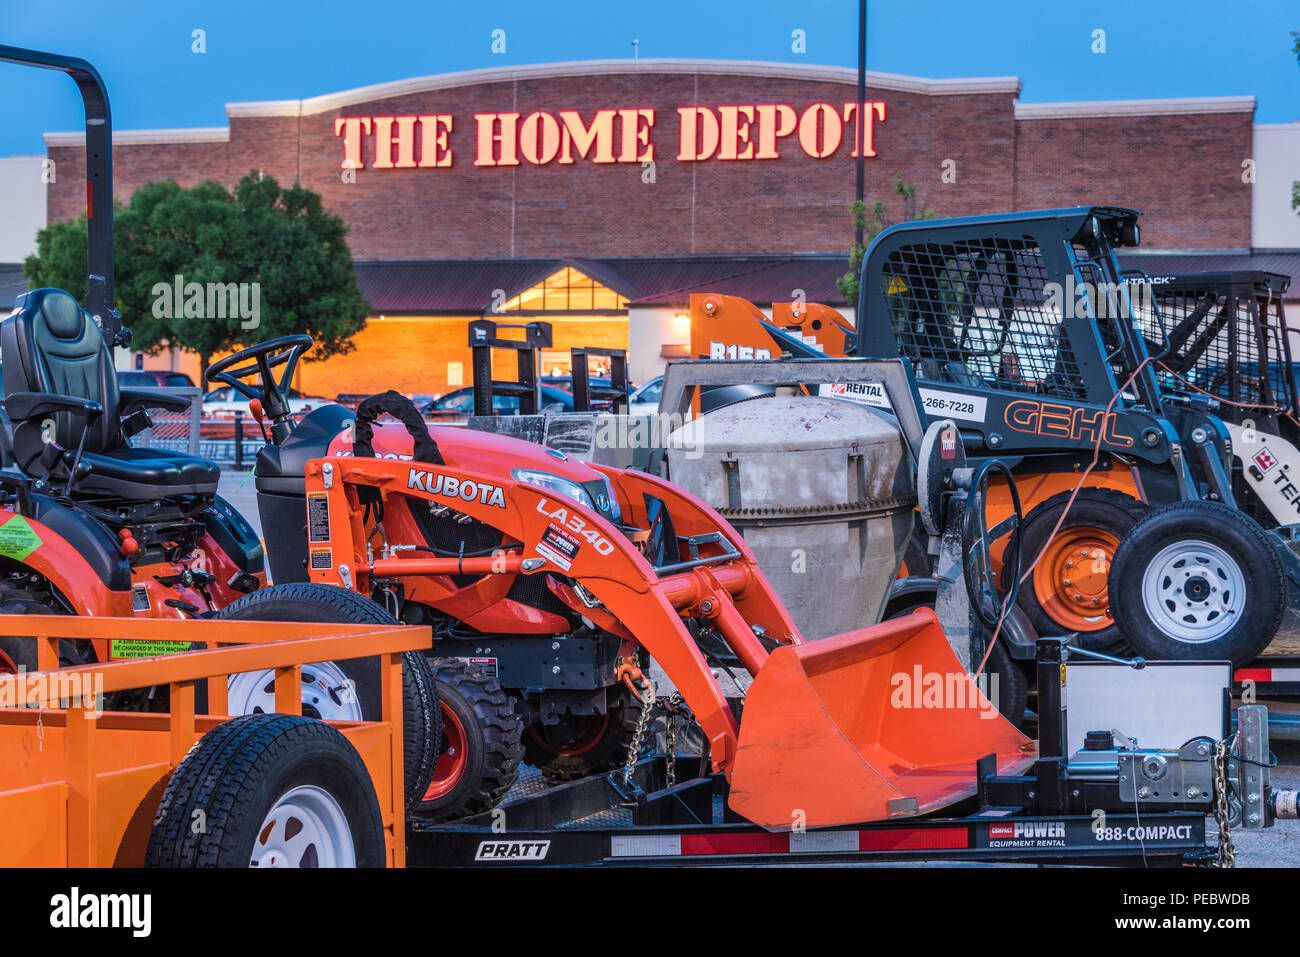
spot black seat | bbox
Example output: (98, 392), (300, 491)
(1, 288), (219, 499)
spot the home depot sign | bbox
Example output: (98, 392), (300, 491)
(334, 101), (887, 169)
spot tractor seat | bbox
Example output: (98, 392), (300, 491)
(0, 288), (220, 500)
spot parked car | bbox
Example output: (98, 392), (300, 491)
(627, 375), (769, 416)
(628, 376), (663, 414)
(117, 370), (196, 389)
(202, 385), (328, 416)
(540, 375), (612, 393)
(423, 385), (574, 421)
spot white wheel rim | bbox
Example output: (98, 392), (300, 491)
(227, 661), (364, 721)
(251, 785), (355, 868)
(1141, 540), (1246, 644)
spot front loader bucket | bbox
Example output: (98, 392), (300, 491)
(728, 609), (1035, 830)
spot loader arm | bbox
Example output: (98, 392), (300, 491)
(302, 454), (1033, 829)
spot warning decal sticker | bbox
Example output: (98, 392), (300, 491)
(309, 547), (333, 570)
(110, 639), (190, 660)
(131, 584), (151, 612)
(535, 523), (581, 571)
(307, 492), (331, 543)
(0, 514), (42, 561)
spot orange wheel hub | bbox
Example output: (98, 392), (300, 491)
(1032, 526), (1120, 632)
(424, 704), (468, 801)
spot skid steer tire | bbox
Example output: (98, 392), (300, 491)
(145, 713), (386, 868)
(215, 583), (439, 811)
(900, 527), (933, 579)
(1110, 500), (1285, 669)
(416, 658), (523, 820)
(523, 684), (645, 781)
(1010, 488), (1146, 653)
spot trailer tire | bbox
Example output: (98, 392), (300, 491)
(1011, 488), (1146, 652)
(523, 684), (645, 781)
(1110, 500), (1284, 668)
(215, 583), (439, 811)
(145, 713), (386, 867)
(416, 658), (523, 820)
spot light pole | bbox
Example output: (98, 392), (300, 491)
(854, 0), (866, 248)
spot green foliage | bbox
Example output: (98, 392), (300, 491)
(24, 173), (369, 375)
(836, 174), (937, 305)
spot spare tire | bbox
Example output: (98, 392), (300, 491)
(145, 713), (385, 867)
(215, 583), (438, 810)
(1109, 500), (1285, 668)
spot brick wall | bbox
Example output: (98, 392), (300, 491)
(46, 70), (1253, 256)
(1013, 111), (1254, 250)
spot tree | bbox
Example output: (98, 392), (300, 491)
(836, 174), (937, 305)
(25, 172), (369, 380)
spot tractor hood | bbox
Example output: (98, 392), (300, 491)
(326, 419), (607, 486)
(256, 403), (620, 526)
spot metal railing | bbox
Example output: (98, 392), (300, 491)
(129, 386), (202, 456)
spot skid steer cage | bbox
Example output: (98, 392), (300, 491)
(306, 455), (1033, 829)
(1134, 271), (1296, 419)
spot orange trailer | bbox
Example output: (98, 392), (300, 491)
(0, 616), (428, 867)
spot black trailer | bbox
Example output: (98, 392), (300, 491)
(407, 639), (1292, 869)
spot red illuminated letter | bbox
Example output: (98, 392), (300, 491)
(677, 106), (720, 161)
(417, 115), (453, 167)
(474, 113), (520, 167)
(519, 111), (561, 165)
(843, 101), (887, 158)
(372, 116), (417, 169)
(334, 117), (372, 170)
(797, 103), (842, 158)
(753, 104), (796, 159)
(717, 106), (755, 160)
(616, 108), (654, 163)
(559, 110), (616, 164)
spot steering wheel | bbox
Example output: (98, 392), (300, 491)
(205, 335), (314, 426)
(962, 460), (1023, 629)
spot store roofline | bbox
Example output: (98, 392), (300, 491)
(224, 60), (1024, 118)
(1015, 96), (1255, 119)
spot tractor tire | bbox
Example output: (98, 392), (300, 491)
(215, 583), (439, 811)
(145, 713), (386, 867)
(416, 657), (523, 820)
(1109, 500), (1285, 669)
(883, 582), (1031, 729)
(0, 576), (92, 676)
(1011, 488), (1146, 652)
(523, 684), (645, 781)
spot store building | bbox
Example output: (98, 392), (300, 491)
(28, 59), (1300, 394)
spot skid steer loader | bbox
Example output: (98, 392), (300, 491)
(849, 207), (1291, 669)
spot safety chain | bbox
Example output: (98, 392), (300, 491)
(1212, 739), (1236, 869)
(661, 692), (688, 787)
(620, 675), (655, 786)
